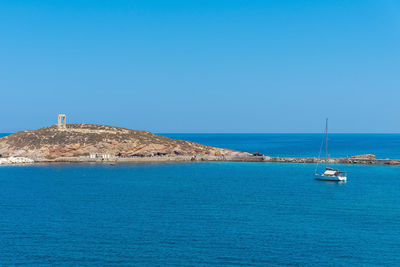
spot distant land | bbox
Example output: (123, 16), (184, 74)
(0, 116), (400, 166)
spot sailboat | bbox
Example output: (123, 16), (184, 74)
(314, 118), (347, 182)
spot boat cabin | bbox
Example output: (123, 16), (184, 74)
(323, 167), (342, 177)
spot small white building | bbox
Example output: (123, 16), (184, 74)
(89, 153), (111, 160)
(0, 157), (34, 165)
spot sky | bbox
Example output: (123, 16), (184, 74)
(0, 0), (399, 133)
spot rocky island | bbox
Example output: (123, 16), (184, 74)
(0, 123), (256, 163)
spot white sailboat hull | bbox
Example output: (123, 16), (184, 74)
(315, 174), (347, 181)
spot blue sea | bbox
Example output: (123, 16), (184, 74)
(1, 133), (400, 265)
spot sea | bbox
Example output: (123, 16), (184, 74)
(1, 133), (400, 265)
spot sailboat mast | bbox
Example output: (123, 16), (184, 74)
(325, 118), (328, 163)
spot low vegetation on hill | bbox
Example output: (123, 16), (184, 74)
(0, 124), (248, 161)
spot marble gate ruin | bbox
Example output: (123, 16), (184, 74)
(57, 114), (66, 129)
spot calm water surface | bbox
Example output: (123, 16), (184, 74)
(1, 163), (400, 265)
(1, 133), (400, 265)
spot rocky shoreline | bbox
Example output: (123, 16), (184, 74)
(264, 154), (400, 165)
(1, 153), (400, 166)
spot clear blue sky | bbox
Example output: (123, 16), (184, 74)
(1, 0), (399, 133)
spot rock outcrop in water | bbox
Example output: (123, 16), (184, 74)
(0, 124), (254, 162)
(349, 154), (376, 160)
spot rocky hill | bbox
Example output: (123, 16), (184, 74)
(0, 124), (252, 161)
